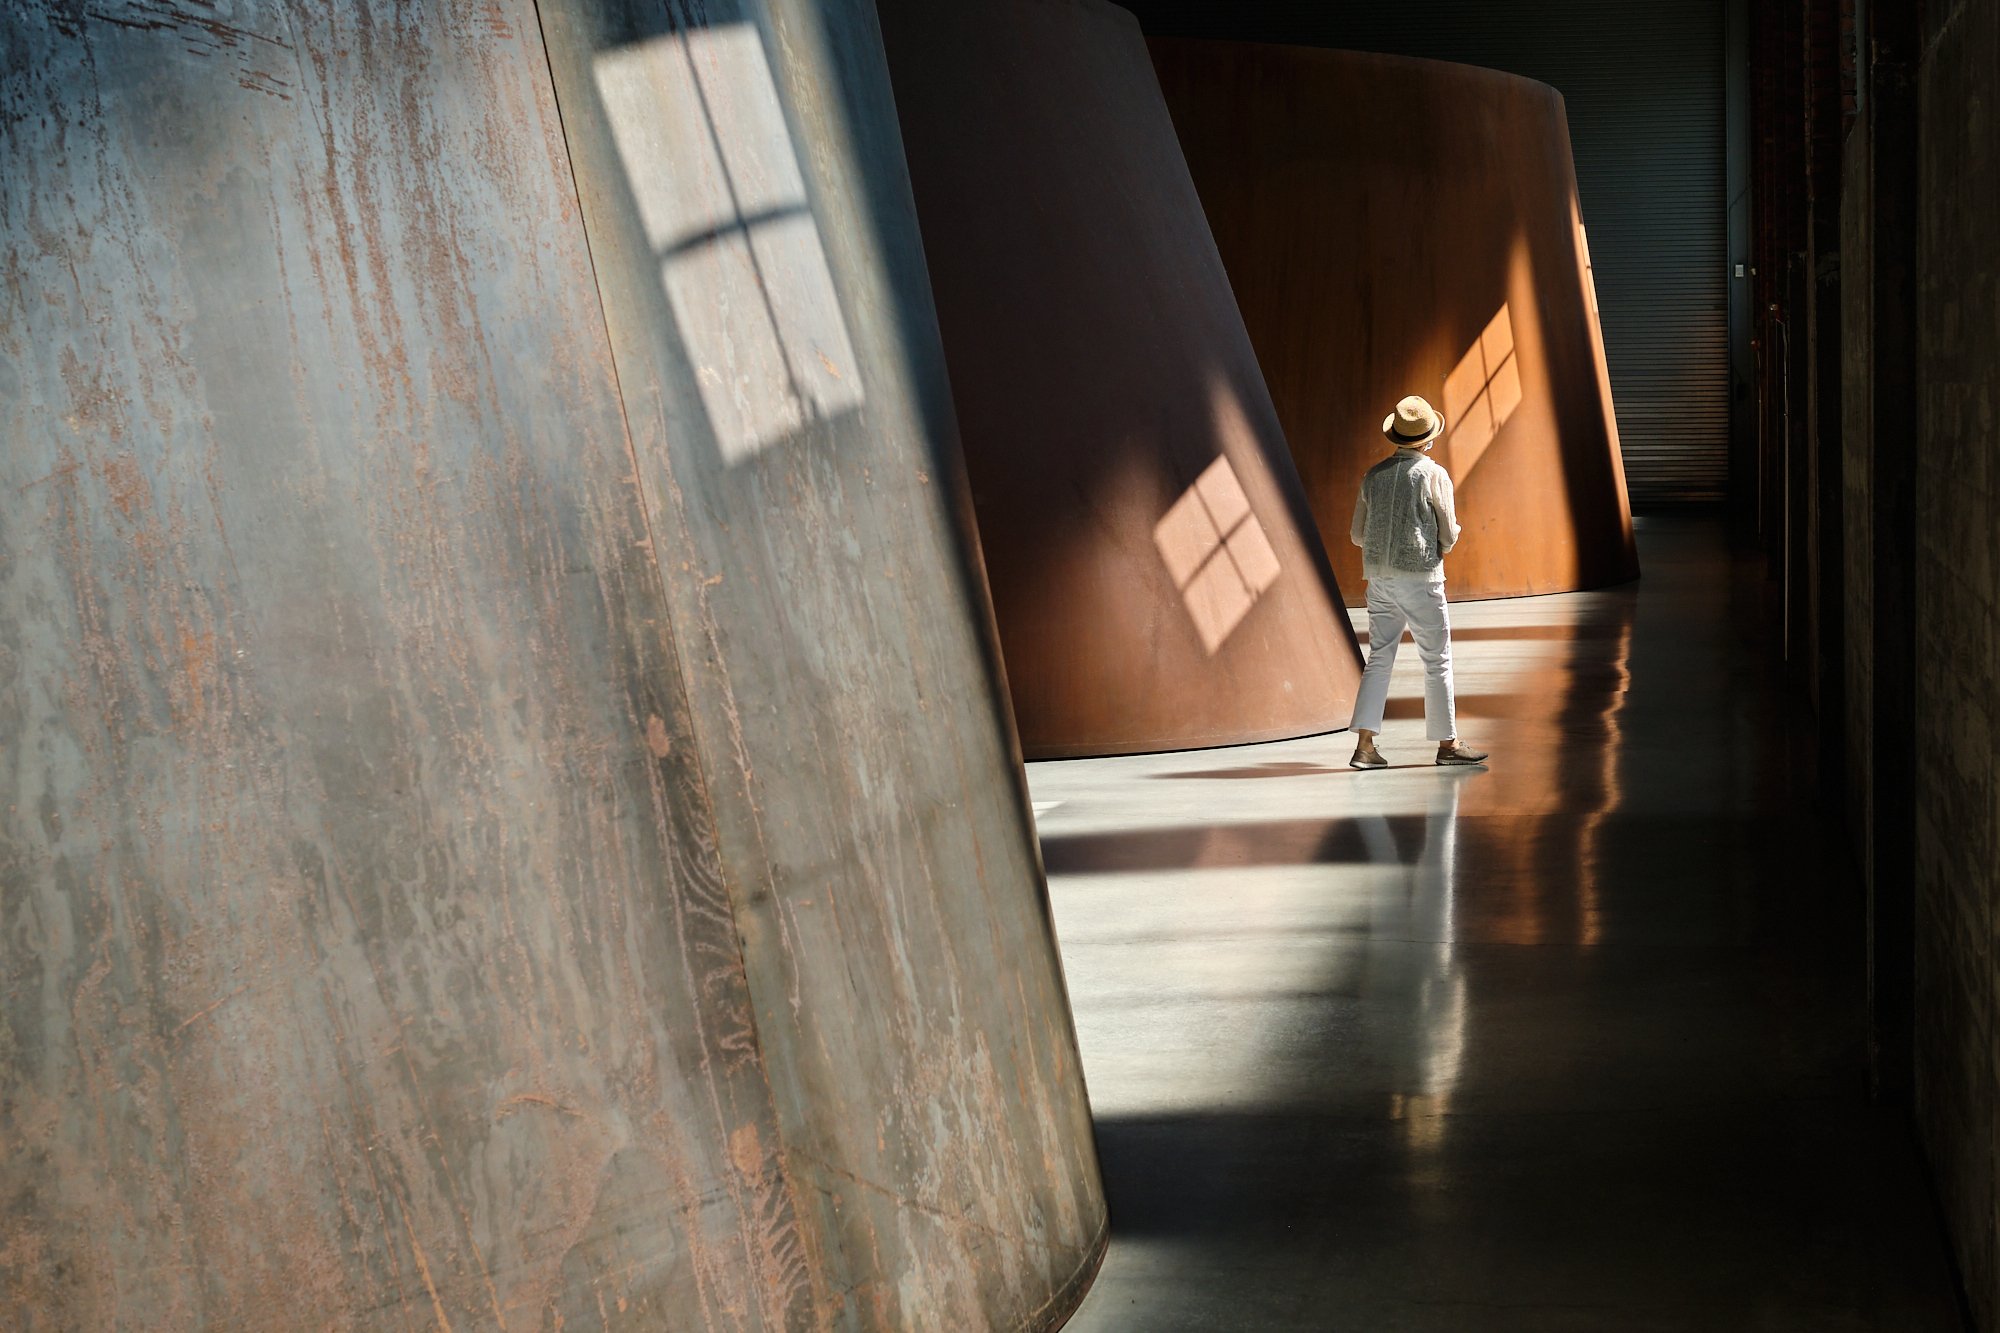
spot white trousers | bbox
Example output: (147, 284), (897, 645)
(1349, 570), (1457, 741)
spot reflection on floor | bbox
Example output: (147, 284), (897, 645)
(1036, 519), (1964, 1332)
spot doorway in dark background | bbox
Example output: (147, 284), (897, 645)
(1121, 0), (1735, 509)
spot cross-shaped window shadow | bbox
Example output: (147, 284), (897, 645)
(594, 24), (864, 466)
(1152, 456), (1283, 655)
(1440, 304), (1523, 483)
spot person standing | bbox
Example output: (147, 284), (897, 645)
(1348, 395), (1489, 769)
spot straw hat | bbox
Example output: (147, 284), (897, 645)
(1382, 395), (1444, 448)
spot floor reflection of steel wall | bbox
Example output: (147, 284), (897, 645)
(0, 2), (1100, 1327)
(876, 0), (1364, 760)
(1151, 42), (1641, 604)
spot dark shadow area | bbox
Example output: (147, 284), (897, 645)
(1044, 815), (1431, 873)
(1153, 760), (1347, 779)
(1381, 692), (1528, 720)
(1084, 1102), (1962, 1323)
(1043, 810), (1774, 886)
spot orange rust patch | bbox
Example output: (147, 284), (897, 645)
(179, 627), (216, 721)
(644, 714), (673, 759)
(100, 454), (151, 520)
(497, 1093), (578, 1120)
(729, 1123), (762, 1179)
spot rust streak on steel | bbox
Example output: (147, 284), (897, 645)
(1151, 41), (1640, 604)
(875, 0), (1364, 760)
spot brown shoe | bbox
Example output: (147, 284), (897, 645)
(1436, 741), (1488, 766)
(1350, 747), (1388, 770)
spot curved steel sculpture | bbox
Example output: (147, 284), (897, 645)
(0, 1), (1102, 1327)
(876, 0), (1364, 759)
(1150, 41), (1640, 602)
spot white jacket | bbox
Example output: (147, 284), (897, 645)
(1349, 451), (1461, 582)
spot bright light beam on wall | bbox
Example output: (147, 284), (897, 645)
(1441, 304), (1524, 484)
(595, 25), (863, 465)
(1152, 456), (1283, 655)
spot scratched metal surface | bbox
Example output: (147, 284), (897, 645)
(0, 1), (809, 1325)
(2, 0), (1105, 1328)
(875, 0), (1366, 760)
(1150, 42), (1641, 604)
(535, 0), (1107, 1327)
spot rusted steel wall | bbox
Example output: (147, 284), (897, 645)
(534, 0), (1106, 1326)
(1151, 41), (1640, 604)
(874, 0), (1363, 760)
(0, 1), (1102, 1327)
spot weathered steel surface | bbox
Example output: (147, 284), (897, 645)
(874, 0), (1363, 760)
(0, 0), (1102, 1327)
(0, 3), (795, 1323)
(534, 0), (1105, 1326)
(1151, 41), (1641, 604)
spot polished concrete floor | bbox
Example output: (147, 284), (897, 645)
(1036, 519), (1966, 1332)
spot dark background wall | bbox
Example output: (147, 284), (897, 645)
(1909, 0), (1998, 1322)
(1776, 0), (1985, 1322)
(1119, 0), (1734, 508)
